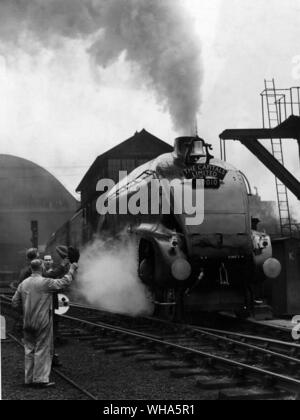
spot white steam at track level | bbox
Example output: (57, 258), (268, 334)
(0, 0), (203, 132)
(76, 238), (154, 316)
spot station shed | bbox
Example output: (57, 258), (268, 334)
(0, 154), (78, 278)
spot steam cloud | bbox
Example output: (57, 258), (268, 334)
(75, 237), (153, 316)
(0, 0), (202, 132)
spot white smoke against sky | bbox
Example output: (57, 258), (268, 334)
(76, 237), (154, 316)
(0, 0), (203, 133)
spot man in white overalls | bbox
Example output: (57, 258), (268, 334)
(12, 253), (79, 388)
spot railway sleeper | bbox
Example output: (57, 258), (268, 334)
(135, 354), (171, 363)
(93, 341), (126, 350)
(171, 367), (209, 378)
(122, 349), (157, 357)
(152, 360), (191, 371)
(197, 375), (256, 391)
(78, 335), (100, 341)
(103, 345), (142, 354)
(218, 388), (294, 400)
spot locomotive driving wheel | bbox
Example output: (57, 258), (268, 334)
(138, 241), (184, 322)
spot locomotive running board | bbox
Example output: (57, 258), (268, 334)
(153, 301), (177, 306)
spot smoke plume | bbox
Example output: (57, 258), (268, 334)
(75, 237), (153, 316)
(0, 0), (202, 132)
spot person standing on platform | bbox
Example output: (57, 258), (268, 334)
(18, 248), (40, 285)
(43, 246), (74, 367)
(13, 248), (40, 333)
(12, 251), (80, 387)
(43, 255), (54, 272)
(44, 246), (70, 280)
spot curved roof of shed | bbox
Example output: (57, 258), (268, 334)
(0, 154), (78, 211)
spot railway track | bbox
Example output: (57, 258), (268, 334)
(2, 295), (300, 399)
(222, 314), (296, 343)
(0, 288), (14, 296)
(61, 304), (300, 399)
(189, 310), (296, 343)
(2, 293), (295, 341)
(5, 332), (98, 400)
(193, 326), (300, 357)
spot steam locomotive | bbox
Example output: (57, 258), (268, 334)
(97, 136), (281, 319)
(46, 136), (281, 320)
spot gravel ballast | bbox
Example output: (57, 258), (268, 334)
(1, 314), (214, 400)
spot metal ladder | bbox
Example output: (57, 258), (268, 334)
(264, 79), (292, 237)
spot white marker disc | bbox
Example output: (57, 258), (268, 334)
(55, 294), (70, 315)
(263, 258), (282, 279)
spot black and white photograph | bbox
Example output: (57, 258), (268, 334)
(1, 0), (300, 405)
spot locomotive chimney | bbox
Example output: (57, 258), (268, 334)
(174, 137), (213, 164)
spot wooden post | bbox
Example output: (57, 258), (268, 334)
(1, 315), (6, 340)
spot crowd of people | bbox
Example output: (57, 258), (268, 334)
(12, 246), (80, 388)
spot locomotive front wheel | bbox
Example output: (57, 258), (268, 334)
(139, 258), (154, 284)
(138, 242), (184, 322)
(155, 288), (184, 322)
(138, 256), (156, 316)
(235, 306), (251, 320)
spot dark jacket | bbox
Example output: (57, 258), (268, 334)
(44, 264), (70, 310)
(44, 264), (69, 280)
(18, 265), (32, 285)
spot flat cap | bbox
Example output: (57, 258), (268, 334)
(56, 245), (68, 259)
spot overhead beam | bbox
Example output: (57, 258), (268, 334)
(220, 115), (300, 142)
(219, 115), (300, 200)
(233, 137), (300, 200)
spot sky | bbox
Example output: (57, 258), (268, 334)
(0, 0), (299, 218)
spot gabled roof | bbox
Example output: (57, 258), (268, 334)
(76, 129), (173, 192)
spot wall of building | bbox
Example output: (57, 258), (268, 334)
(249, 191), (280, 236)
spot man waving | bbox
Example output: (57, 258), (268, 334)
(12, 248), (80, 388)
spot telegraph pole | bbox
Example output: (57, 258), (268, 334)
(30, 220), (39, 248)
